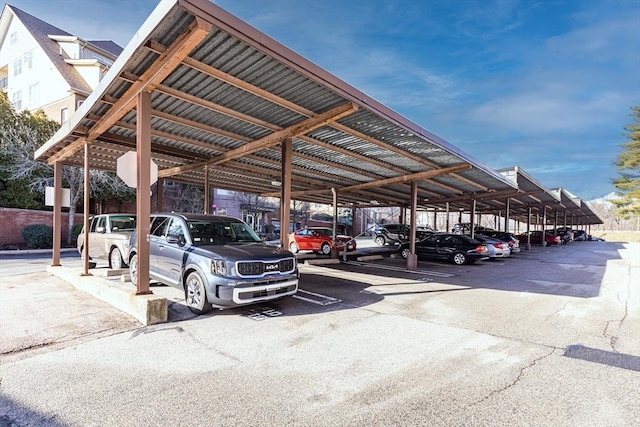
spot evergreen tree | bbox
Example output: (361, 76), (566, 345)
(612, 106), (640, 219)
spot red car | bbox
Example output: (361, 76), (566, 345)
(516, 230), (561, 246)
(288, 227), (356, 255)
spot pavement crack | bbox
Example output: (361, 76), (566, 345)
(603, 272), (632, 352)
(470, 348), (556, 406)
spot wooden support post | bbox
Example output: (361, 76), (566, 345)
(135, 91), (152, 295)
(52, 161), (62, 266)
(407, 181), (418, 270)
(279, 138), (292, 249)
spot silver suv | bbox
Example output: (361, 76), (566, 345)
(128, 213), (299, 315)
(76, 213), (136, 269)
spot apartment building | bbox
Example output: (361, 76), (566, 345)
(0, 4), (122, 123)
(0, 4), (351, 235)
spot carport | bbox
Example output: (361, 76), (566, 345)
(34, 0), (529, 291)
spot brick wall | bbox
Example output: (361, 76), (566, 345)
(0, 208), (85, 246)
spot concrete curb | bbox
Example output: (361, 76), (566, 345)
(0, 248), (77, 256)
(46, 265), (167, 326)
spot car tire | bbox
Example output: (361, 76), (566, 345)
(289, 242), (299, 253)
(320, 242), (331, 255)
(185, 271), (212, 315)
(129, 253), (138, 286)
(374, 235), (386, 246)
(400, 247), (410, 259)
(451, 252), (467, 265)
(80, 247), (96, 269)
(109, 247), (125, 269)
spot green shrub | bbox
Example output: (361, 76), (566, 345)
(71, 223), (83, 241)
(22, 224), (53, 249)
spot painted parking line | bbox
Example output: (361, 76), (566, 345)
(293, 289), (342, 306)
(342, 261), (454, 277)
(245, 306), (284, 321)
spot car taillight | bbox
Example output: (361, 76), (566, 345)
(493, 243), (502, 249)
(476, 245), (487, 253)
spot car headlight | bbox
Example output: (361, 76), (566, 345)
(211, 259), (227, 276)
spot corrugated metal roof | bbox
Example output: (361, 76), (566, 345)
(33, 0), (600, 224)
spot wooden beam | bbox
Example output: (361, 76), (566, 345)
(158, 102), (358, 177)
(341, 163), (471, 193)
(88, 18), (212, 141)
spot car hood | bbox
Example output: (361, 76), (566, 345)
(193, 242), (294, 260)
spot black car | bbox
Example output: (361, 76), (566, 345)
(373, 223), (435, 246)
(397, 233), (489, 265)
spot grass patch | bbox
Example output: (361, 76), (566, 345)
(592, 231), (640, 243)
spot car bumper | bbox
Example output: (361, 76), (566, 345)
(208, 275), (299, 308)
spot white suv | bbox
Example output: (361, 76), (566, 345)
(76, 213), (136, 269)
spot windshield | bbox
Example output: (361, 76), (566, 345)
(187, 220), (262, 246)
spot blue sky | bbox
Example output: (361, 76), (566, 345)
(7, 0), (640, 199)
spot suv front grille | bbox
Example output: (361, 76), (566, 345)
(237, 257), (296, 277)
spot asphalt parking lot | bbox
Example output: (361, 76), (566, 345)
(1, 240), (639, 426)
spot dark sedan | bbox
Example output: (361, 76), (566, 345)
(397, 233), (489, 265)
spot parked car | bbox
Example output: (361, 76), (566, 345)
(397, 233), (489, 265)
(516, 230), (561, 246)
(373, 223), (435, 246)
(451, 223), (494, 234)
(473, 234), (512, 259)
(128, 213), (299, 314)
(476, 230), (521, 254)
(76, 213), (136, 269)
(573, 230), (588, 241)
(288, 227), (356, 254)
(554, 227), (574, 244)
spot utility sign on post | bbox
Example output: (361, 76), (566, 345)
(117, 151), (158, 188)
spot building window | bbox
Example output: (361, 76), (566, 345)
(77, 100), (84, 109)
(13, 57), (22, 76)
(60, 107), (68, 123)
(10, 31), (18, 45)
(28, 82), (40, 106)
(24, 52), (33, 70)
(12, 91), (22, 110)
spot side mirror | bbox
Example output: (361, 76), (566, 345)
(96, 226), (106, 233)
(166, 235), (186, 246)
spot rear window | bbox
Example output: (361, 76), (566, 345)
(109, 215), (136, 231)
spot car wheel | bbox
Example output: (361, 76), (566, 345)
(129, 253), (138, 286)
(320, 242), (331, 255)
(185, 271), (212, 315)
(451, 252), (467, 265)
(109, 247), (125, 269)
(400, 247), (410, 259)
(374, 235), (385, 246)
(289, 241), (299, 253)
(80, 247), (96, 269)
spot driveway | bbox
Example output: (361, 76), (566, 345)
(1, 241), (638, 426)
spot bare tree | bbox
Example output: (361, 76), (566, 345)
(172, 183), (204, 213)
(3, 122), (135, 243)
